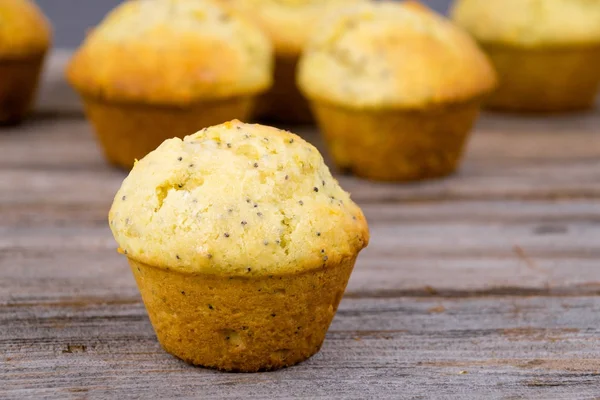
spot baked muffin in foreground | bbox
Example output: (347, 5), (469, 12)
(452, 0), (600, 112)
(220, 0), (365, 123)
(109, 120), (369, 372)
(0, 0), (51, 125)
(298, 1), (496, 182)
(67, 0), (273, 169)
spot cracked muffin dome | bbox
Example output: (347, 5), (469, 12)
(109, 120), (369, 276)
(67, 0), (273, 105)
(451, 0), (600, 47)
(297, 0), (496, 109)
(219, 0), (367, 57)
(0, 0), (52, 58)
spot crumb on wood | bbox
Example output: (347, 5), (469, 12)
(423, 286), (438, 295)
(62, 344), (87, 353)
(428, 304), (446, 314)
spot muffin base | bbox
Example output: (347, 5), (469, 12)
(129, 257), (356, 372)
(483, 44), (600, 112)
(311, 100), (480, 182)
(255, 54), (313, 124)
(81, 96), (254, 169)
(0, 54), (46, 125)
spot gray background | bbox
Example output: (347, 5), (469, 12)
(36, 0), (453, 48)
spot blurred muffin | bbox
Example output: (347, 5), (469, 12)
(452, 0), (600, 112)
(220, 0), (366, 123)
(109, 120), (369, 372)
(67, 0), (273, 169)
(0, 0), (51, 125)
(298, 1), (496, 182)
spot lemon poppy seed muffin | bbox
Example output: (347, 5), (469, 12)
(452, 0), (600, 112)
(67, 0), (273, 168)
(220, 0), (366, 123)
(298, 1), (496, 182)
(0, 0), (51, 125)
(109, 120), (369, 372)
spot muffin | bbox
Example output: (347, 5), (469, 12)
(219, 0), (366, 123)
(297, 1), (496, 182)
(108, 120), (369, 372)
(0, 0), (51, 125)
(67, 0), (273, 169)
(451, 0), (600, 112)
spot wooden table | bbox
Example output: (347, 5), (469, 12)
(2, 105), (600, 398)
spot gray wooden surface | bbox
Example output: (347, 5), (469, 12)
(2, 59), (600, 398)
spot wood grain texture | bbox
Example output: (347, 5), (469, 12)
(2, 296), (600, 399)
(1, 52), (600, 398)
(1, 112), (599, 297)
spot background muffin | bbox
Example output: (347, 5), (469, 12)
(451, 0), (600, 112)
(0, 0), (51, 125)
(298, 1), (496, 182)
(67, 0), (273, 168)
(220, 0), (366, 123)
(109, 120), (369, 372)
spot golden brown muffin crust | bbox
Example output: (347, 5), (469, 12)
(219, 0), (367, 57)
(67, 0), (273, 106)
(297, 1), (497, 109)
(109, 120), (369, 276)
(0, 0), (51, 58)
(451, 0), (600, 48)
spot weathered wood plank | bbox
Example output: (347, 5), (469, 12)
(1, 51), (599, 399)
(2, 195), (599, 301)
(2, 296), (599, 399)
(2, 112), (600, 206)
(3, 110), (600, 167)
(35, 49), (82, 114)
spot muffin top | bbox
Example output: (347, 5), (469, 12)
(451, 0), (600, 47)
(219, 0), (366, 57)
(109, 120), (369, 276)
(67, 0), (273, 106)
(0, 0), (52, 58)
(297, 1), (496, 109)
